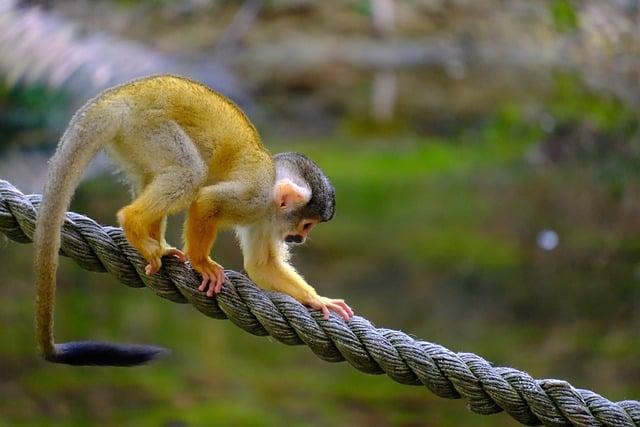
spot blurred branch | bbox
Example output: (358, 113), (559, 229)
(2, 0), (639, 113)
(0, 0), (250, 106)
(214, 0), (263, 57)
(231, 32), (640, 107)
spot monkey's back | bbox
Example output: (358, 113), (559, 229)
(101, 75), (274, 185)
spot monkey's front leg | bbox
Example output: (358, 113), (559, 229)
(246, 256), (354, 321)
(183, 199), (226, 297)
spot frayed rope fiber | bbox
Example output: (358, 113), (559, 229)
(0, 179), (638, 426)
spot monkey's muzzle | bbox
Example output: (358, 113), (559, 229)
(285, 234), (304, 244)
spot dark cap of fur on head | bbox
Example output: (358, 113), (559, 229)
(273, 152), (336, 222)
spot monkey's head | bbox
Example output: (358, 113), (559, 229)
(273, 152), (336, 245)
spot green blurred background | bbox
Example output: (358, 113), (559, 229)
(1, 1), (639, 426)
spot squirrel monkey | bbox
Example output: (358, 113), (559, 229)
(34, 75), (353, 366)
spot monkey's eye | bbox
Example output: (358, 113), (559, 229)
(303, 222), (313, 230)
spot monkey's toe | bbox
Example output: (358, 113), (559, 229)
(144, 263), (158, 276)
(162, 247), (186, 263)
(144, 258), (162, 275)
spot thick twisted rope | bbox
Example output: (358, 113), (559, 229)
(0, 179), (638, 427)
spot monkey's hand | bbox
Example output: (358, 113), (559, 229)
(244, 257), (354, 321)
(307, 295), (354, 321)
(191, 257), (227, 297)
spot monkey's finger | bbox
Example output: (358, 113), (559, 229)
(336, 301), (354, 317)
(333, 301), (352, 320)
(203, 269), (220, 297)
(199, 276), (210, 292)
(213, 270), (225, 294)
(306, 299), (329, 320)
(206, 275), (216, 297)
(328, 303), (349, 321)
(209, 269), (218, 291)
(321, 305), (330, 320)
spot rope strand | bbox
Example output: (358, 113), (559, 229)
(1, 179), (637, 426)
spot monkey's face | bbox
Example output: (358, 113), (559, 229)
(284, 218), (318, 246)
(273, 152), (336, 246)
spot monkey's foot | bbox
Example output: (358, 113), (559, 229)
(144, 246), (187, 276)
(307, 296), (354, 321)
(192, 258), (226, 297)
(161, 246), (187, 263)
(144, 257), (162, 276)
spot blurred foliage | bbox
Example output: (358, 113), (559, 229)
(2, 69), (640, 426)
(550, 74), (636, 132)
(0, 84), (66, 149)
(1, 1), (640, 426)
(551, 0), (579, 33)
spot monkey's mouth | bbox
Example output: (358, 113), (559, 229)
(284, 234), (304, 245)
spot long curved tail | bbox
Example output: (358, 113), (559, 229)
(33, 102), (168, 366)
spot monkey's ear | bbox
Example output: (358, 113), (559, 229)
(274, 179), (311, 212)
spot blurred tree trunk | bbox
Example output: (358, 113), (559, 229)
(370, 0), (397, 125)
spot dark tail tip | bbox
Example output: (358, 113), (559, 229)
(47, 341), (169, 367)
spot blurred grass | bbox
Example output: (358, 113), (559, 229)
(1, 72), (640, 426)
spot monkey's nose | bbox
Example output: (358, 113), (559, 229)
(285, 234), (304, 244)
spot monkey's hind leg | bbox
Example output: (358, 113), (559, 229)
(117, 121), (206, 274)
(118, 171), (202, 275)
(150, 216), (186, 263)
